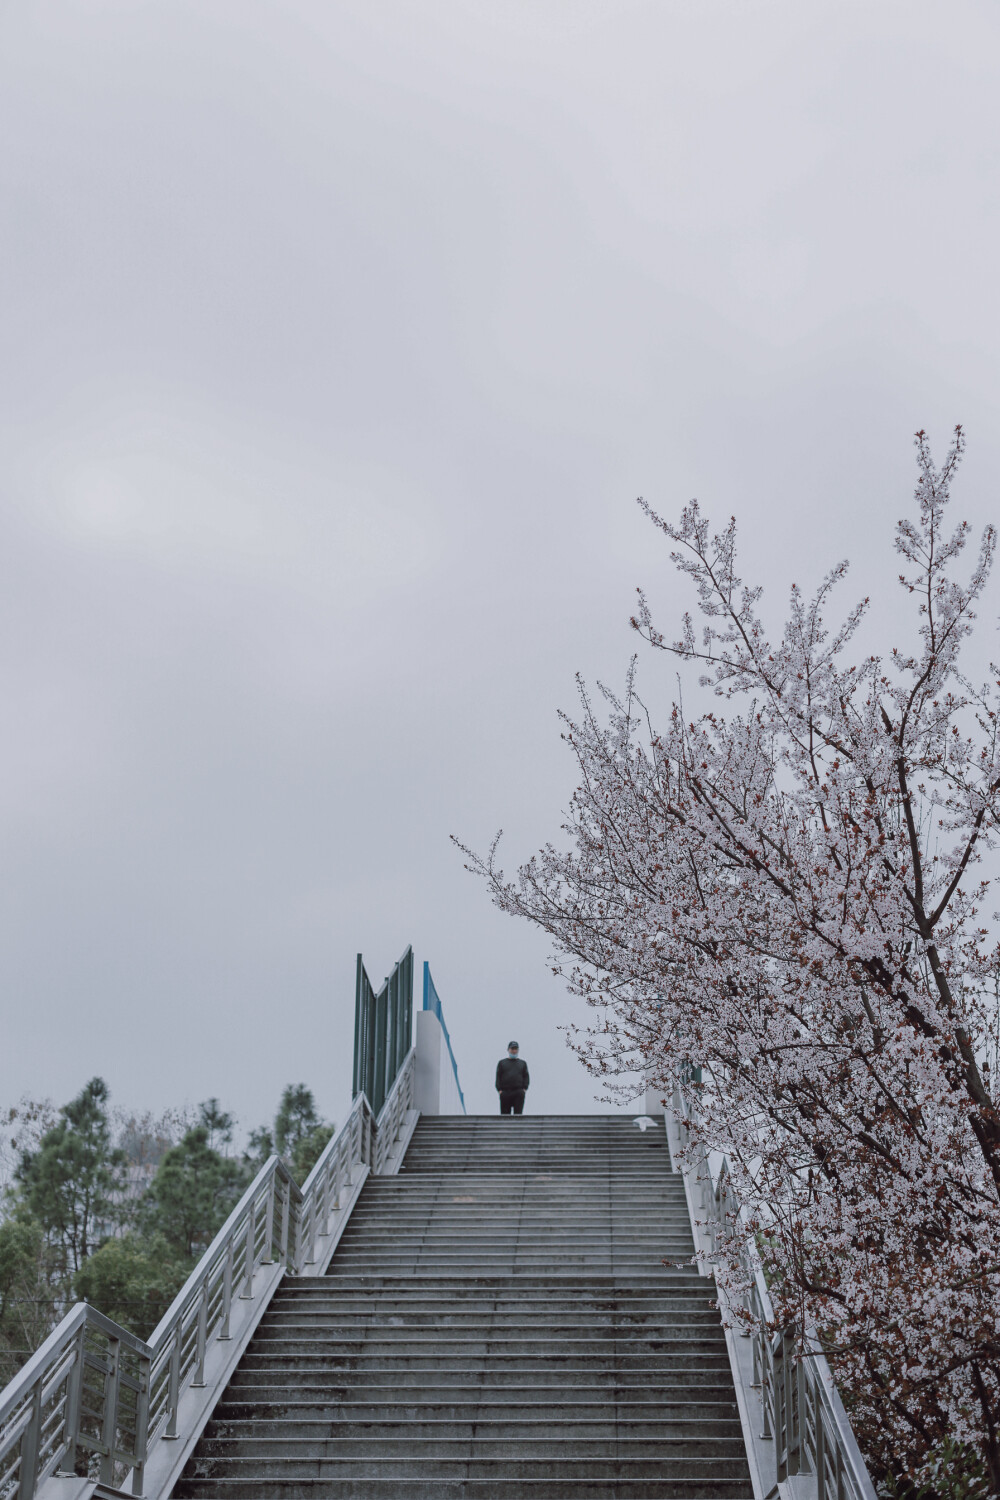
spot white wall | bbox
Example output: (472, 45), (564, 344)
(415, 1008), (466, 1115)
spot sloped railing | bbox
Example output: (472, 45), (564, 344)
(0, 1050), (415, 1500)
(0, 1305), (150, 1500)
(670, 1076), (877, 1500)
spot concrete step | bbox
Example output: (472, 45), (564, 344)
(360, 1164), (679, 1172)
(277, 1284), (710, 1296)
(180, 1453), (753, 1479)
(340, 1218), (692, 1228)
(330, 1237), (697, 1249)
(329, 1224), (690, 1234)
(211, 1400), (742, 1422)
(323, 1265), (696, 1276)
(325, 1254), (697, 1266)
(231, 1354), (735, 1373)
(225, 1369), (740, 1391)
(174, 1478), (754, 1497)
(258, 1313), (725, 1330)
(266, 1289), (717, 1305)
(262, 1305), (714, 1321)
(224, 1374), (743, 1398)
(203, 1418), (745, 1442)
(338, 1211), (693, 1222)
(306, 1276), (704, 1291)
(243, 1336), (730, 1357)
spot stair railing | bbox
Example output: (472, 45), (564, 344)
(0, 1048), (415, 1500)
(670, 1075), (877, 1500)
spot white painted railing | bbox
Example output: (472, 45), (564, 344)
(668, 1076), (877, 1500)
(0, 1051), (416, 1500)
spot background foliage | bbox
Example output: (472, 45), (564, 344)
(0, 1076), (332, 1380)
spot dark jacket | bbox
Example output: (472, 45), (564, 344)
(495, 1056), (529, 1093)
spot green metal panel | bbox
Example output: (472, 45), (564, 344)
(353, 955), (364, 1100)
(373, 978), (388, 1112)
(353, 946), (413, 1117)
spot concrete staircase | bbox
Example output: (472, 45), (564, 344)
(172, 1115), (753, 1497)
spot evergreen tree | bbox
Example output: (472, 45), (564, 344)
(15, 1078), (126, 1272)
(0, 1215), (44, 1330)
(0, 1212), (58, 1384)
(273, 1085), (320, 1157)
(197, 1098), (234, 1154)
(244, 1125), (274, 1170)
(141, 1123), (248, 1259)
(74, 1234), (189, 1340)
(290, 1124), (334, 1185)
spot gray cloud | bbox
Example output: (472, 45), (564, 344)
(1, 0), (998, 1131)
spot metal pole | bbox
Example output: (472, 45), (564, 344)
(220, 1237), (234, 1340)
(17, 1378), (42, 1500)
(99, 1333), (122, 1485)
(131, 1347), (150, 1497)
(241, 1200), (256, 1300)
(192, 1282), (208, 1387)
(164, 1327), (181, 1440)
(263, 1173), (276, 1265)
(61, 1322), (86, 1479)
(353, 954), (364, 1098)
(279, 1178), (290, 1266)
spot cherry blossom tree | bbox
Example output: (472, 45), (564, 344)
(461, 429), (1000, 1490)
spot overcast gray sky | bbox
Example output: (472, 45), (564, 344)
(1, 0), (998, 1133)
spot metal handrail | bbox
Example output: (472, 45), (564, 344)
(671, 1077), (877, 1500)
(0, 1303), (151, 1500)
(0, 1049), (415, 1500)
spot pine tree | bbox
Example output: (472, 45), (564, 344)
(141, 1124), (248, 1259)
(273, 1085), (321, 1157)
(15, 1078), (126, 1273)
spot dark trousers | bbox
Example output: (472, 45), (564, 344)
(499, 1090), (526, 1115)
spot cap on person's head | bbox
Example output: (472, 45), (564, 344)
(508, 1041), (519, 1050)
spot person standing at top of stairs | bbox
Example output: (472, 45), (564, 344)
(495, 1041), (529, 1114)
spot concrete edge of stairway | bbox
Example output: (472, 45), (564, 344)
(662, 1105), (775, 1500)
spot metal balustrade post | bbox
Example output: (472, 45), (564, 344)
(333, 1147), (343, 1212)
(759, 1332), (773, 1441)
(131, 1348), (150, 1498)
(263, 1174), (276, 1264)
(61, 1322), (86, 1479)
(279, 1177), (290, 1266)
(320, 1162), (331, 1238)
(192, 1280), (208, 1387)
(815, 1401), (827, 1500)
(307, 1191), (318, 1267)
(777, 1331), (793, 1481)
(99, 1332), (122, 1485)
(240, 1200), (256, 1300)
(17, 1377), (42, 1500)
(164, 1326), (181, 1439)
(292, 1197), (304, 1273)
(796, 1352), (809, 1477)
(788, 1328), (803, 1475)
(220, 1236), (234, 1340)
